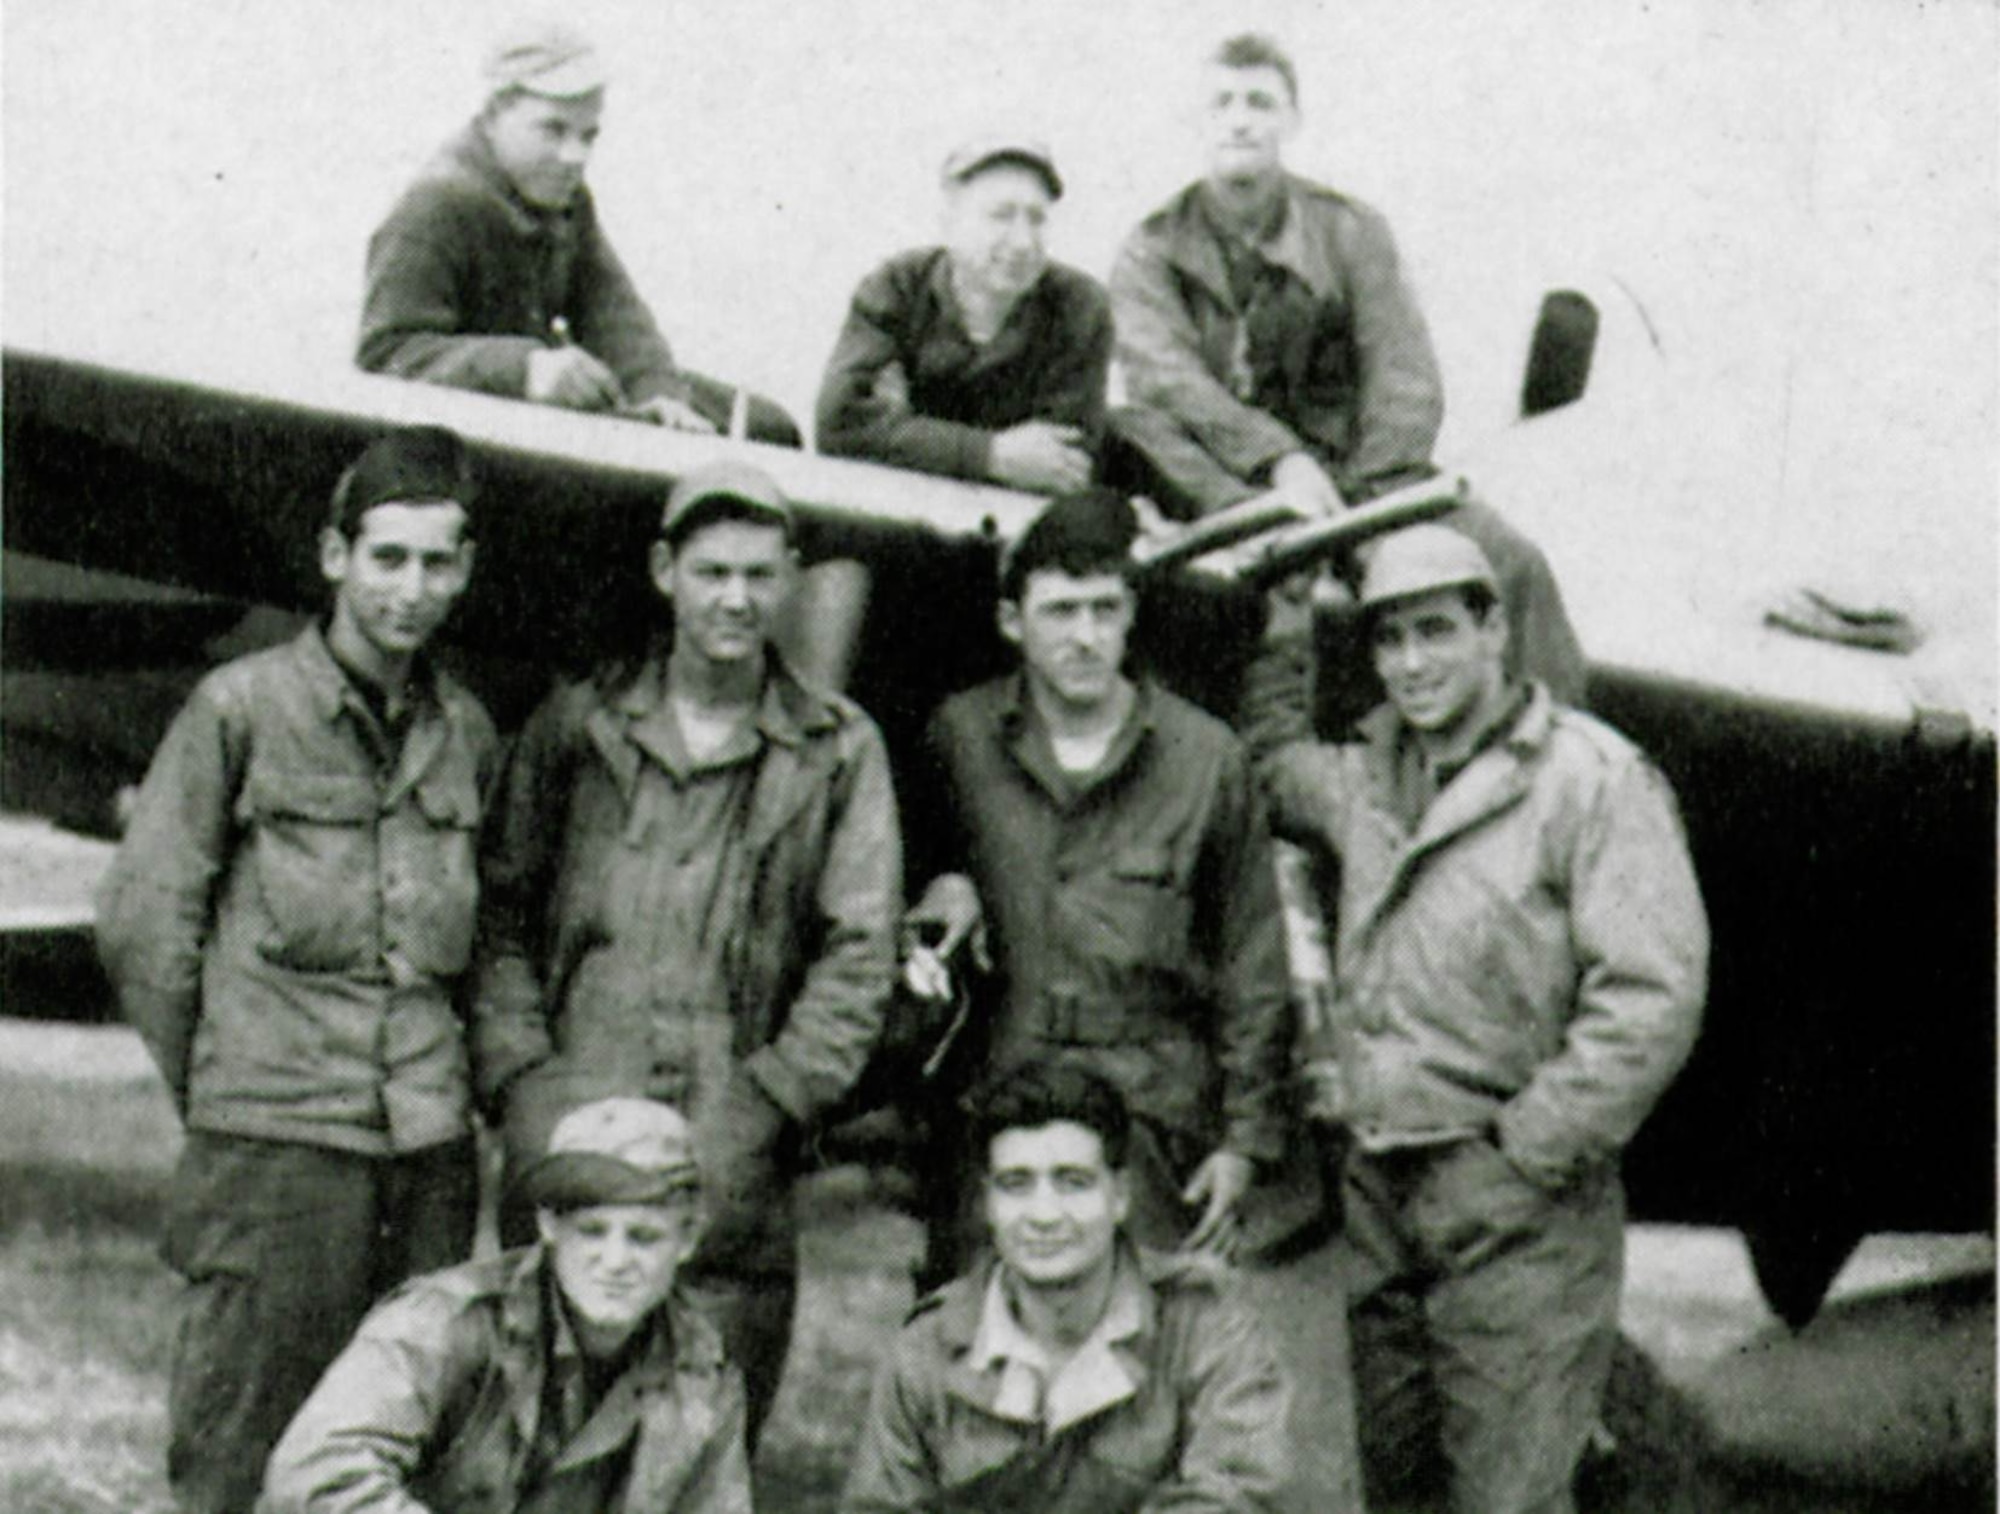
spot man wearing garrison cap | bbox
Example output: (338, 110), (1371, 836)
(262, 1098), (751, 1514)
(359, 19), (798, 443)
(472, 460), (900, 1446)
(816, 133), (1112, 495)
(98, 427), (497, 1513)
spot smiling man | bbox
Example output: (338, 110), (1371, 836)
(843, 1062), (1290, 1513)
(359, 20), (797, 441)
(472, 460), (900, 1444)
(816, 134), (1112, 493)
(96, 427), (496, 1514)
(900, 488), (1292, 1291)
(262, 1097), (751, 1514)
(1242, 525), (1708, 1513)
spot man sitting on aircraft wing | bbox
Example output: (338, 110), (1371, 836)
(816, 135), (1113, 494)
(359, 20), (798, 443)
(1242, 524), (1708, 1513)
(1108, 32), (1584, 703)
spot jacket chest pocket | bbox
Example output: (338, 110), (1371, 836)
(242, 770), (381, 972)
(398, 771), (483, 977)
(1075, 845), (1195, 974)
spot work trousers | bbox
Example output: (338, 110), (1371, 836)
(497, 1053), (800, 1448)
(1342, 1139), (1624, 1514)
(161, 1131), (477, 1514)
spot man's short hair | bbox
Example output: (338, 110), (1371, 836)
(999, 488), (1138, 602)
(1212, 33), (1299, 105)
(970, 1060), (1132, 1172)
(328, 426), (478, 540)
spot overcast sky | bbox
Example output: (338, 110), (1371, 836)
(7, 0), (1996, 670)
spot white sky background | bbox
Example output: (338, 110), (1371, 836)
(6, 0), (1997, 671)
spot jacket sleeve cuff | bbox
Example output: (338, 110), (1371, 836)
(742, 1047), (812, 1125)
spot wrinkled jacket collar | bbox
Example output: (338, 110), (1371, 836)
(991, 671), (1160, 806)
(936, 1245), (1165, 1428)
(293, 624), (455, 797)
(1157, 173), (1343, 306)
(586, 651), (840, 795)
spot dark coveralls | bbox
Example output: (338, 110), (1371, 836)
(472, 653), (900, 1441)
(96, 626), (497, 1514)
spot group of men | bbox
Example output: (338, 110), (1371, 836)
(96, 18), (1710, 1514)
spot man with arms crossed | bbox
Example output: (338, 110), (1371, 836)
(360, 21), (797, 443)
(1110, 33), (1583, 699)
(816, 135), (1112, 496)
(473, 460), (900, 1444)
(842, 1061), (1290, 1513)
(263, 1098), (751, 1514)
(97, 427), (495, 1513)
(1243, 524), (1707, 1512)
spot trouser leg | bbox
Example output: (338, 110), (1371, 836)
(1104, 405), (1262, 519)
(1440, 497), (1588, 704)
(373, 1137), (479, 1292)
(1422, 1153), (1624, 1514)
(161, 1135), (384, 1514)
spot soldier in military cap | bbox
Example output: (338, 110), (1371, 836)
(263, 1097), (752, 1514)
(841, 1061), (1290, 1513)
(359, 19), (798, 443)
(97, 426), (496, 1513)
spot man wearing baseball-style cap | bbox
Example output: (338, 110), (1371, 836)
(1243, 524), (1708, 1513)
(471, 461), (901, 1447)
(359, 18), (799, 444)
(98, 427), (497, 1514)
(263, 1098), (755, 1514)
(815, 129), (1112, 496)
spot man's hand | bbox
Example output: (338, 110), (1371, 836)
(526, 345), (625, 411)
(988, 421), (1093, 495)
(901, 873), (987, 1003)
(1180, 1148), (1255, 1260)
(633, 394), (720, 433)
(1270, 451), (1345, 518)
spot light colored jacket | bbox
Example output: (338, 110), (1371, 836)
(1111, 174), (1442, 501)
(842, 1247), (1291, 1514)
(96, 626), (496, 1154)
(260, 1248), (751, 1514)
(1243, 631), (1708, 1186)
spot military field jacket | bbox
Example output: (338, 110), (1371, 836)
(96, 626), (497, 1154)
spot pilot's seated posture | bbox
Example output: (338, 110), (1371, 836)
(840, 1061), (1291, 1514)
(359, 20), (798, 445)
(261, 1098), (752, 1514)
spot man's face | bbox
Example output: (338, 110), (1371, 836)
(320, 502), (473, 667)
(944, 162), (1053, 306)
(1203, 63), (1298, 183)
(652, 517), (796, 669)
(998, 569), (1134, 713)
(985, 1121), (1128, 1291)
(485, 90), (604, 210)
(539, 1199), (699, 1347)
(1370, 587), (1509, 739)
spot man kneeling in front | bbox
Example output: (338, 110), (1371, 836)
(842, 1061), (1291, 1513)
(262, 1098), (749, 1514)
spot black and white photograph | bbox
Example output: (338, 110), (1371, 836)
(4, 1), (1994, 1510)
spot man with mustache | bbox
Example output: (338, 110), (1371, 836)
(816, 135), (1111, 495)
(472, 460), (900, 1447)
(359, 20), (796, 443)
(97, 427), (495, 1513)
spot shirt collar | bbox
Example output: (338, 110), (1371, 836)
(295, 622), (440, 729)
(994, 671), (1160, 803)
(964, 1248), (1153, 1431)
(611, 650), (838, 772)
(1169, 173), (1330, 300)
(923, 248), (1051, 344)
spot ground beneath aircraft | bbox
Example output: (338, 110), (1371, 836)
(0, 817), (1990, 1510)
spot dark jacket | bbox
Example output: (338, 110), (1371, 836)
(1111, 174), (1442, 501)
(1242, 631), (1708, 1187)
(96, 626), (497, 1154)
(918, 675), (1291, 1163)
(816, 248), (1113, 481)
(842, 1247), (1290, 1513)
(359, 123), (688, 404)
(260, 1247), (751, 1514)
